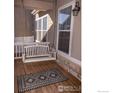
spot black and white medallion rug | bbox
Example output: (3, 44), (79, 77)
(17, 68), (68, 93)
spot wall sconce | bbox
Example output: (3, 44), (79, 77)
(72, 1), (80, 16)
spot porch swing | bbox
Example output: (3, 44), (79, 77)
(20, 0), (56, 63)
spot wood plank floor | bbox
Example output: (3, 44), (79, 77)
(14, 59), (81, 93)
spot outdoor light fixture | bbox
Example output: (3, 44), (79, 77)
(72, 1), (80, 16)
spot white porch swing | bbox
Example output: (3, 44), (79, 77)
(22, 44), (56, 63)
(19, 0), (56, 63)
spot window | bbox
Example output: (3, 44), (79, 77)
(35, 14), (53, 42)
(43, 16), (47, 30)
(58, 5), (73, 54)
(59, 6), (72, 30)
(35, 15), (48, 31)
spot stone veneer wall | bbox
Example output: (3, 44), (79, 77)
(56, 54), (81, 80)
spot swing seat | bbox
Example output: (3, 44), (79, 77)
(22, 44), (56, 63)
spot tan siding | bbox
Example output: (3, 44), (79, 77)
(14, 7), (34, 37)
(71, 8), (81, 60)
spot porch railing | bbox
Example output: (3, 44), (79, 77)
(14, 42), (50, 59)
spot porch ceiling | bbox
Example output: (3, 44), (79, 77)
(15, 0), (54, 11)
(35, 0), (54, 3)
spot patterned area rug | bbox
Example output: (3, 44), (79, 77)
(17, 68), (68, 93)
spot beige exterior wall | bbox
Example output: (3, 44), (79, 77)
(56, 0), (81, 60)
(14, 6), (34, 37)
(15, 0), (53, 11)
(71, 9), (81, 60)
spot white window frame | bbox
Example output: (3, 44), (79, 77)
(35, 14), (49, 32)
(56, 0), (75, 56)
